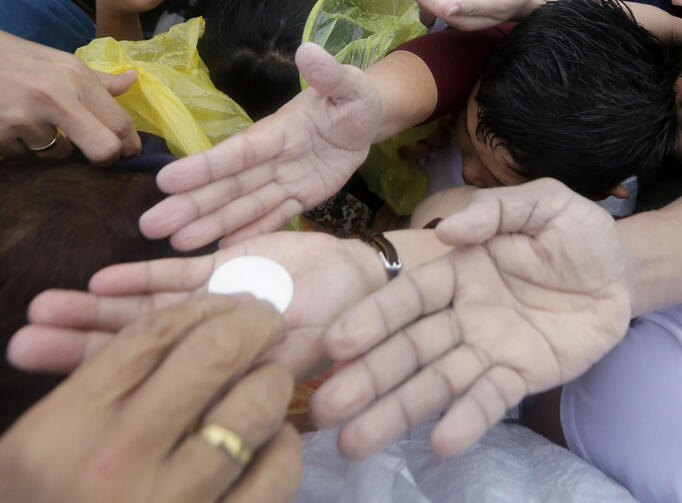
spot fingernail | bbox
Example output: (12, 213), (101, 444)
(448, 3), (460, 15)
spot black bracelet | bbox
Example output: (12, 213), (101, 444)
(359, 230), (402, 279)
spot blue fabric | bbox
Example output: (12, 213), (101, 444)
(0, 0), (94, 53)
(109, 133), (177, 174)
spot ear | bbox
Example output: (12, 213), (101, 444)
(588, 184), (630, 201)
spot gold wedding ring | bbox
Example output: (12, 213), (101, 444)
(196, 423), (253, 466)
(28, 128), (64, 153)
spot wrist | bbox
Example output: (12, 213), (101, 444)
(344, 238), (390, 293)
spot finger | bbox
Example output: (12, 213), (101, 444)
(139, 163), (277, 240)
(432, 365), (527, 457)
(88, 254), (215, 295)
(222, 424), (302, 503)
(70, 295), (253, 399)
(296, 43), (364, 100)
(152, 113), (288, 195)
(7, 325), (112, 373)
(20, 124), (72, 159)
(333, 344), (491, 458)
(120, 299), (285, 452)
(169, 183), (288, 251)
(435, 178), (575, 245)
(218, 199), (304, 247)
(27, 289), (189, 330)
(311, 310), (460, 427)
(325, 256), (456, 360)
(83, 72), (141, 158)
(50, 99), (124, 165)
(162, 364), (295, 501)
(95, 69), (138, 97)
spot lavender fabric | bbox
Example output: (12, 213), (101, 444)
(562, 305), (682, 503)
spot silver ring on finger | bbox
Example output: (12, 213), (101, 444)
(27, 128), (63, 153)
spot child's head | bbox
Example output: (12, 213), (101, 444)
(456, 0), (682, 196)
(198, 0), (317, 121)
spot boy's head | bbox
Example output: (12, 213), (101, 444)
(198, 0), (317, 121)
(455, 0), (682, 196)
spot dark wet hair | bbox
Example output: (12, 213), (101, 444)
(198, 0), (316, 121)
(476, 0), (682, 194)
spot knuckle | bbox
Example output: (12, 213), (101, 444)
(3, 109), (30, 131)
(107, 114), (135, 140)
(88, 138), (123, 164)
(258, 364), (295, 403)
(61, 56), (91, 79)
(237, 390), (284, 432)
(27, 79), (61, 105)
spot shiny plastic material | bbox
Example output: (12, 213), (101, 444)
(302, 0), (430, 214)
(76, 18), (252, 157)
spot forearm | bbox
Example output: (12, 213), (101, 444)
(618, 197), (682, 317)
(365, 50), (438, 143)
(96, 3), (143, 40)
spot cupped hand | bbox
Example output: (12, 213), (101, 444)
(9, 232), (385, 379)
(417, 0), (542, 30)
(0, 31), (140, 164)
(139, 43), (382, 250)
(311, 179), (632, 459)
(0, 296), (301, 503)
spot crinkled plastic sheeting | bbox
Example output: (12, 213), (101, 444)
(76, 18), (252, 158)
(302, 0), (431, 214)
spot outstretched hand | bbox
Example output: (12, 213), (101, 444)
(417, 0), (542, 30)
(9, 232), (385, 380)
(311, 179), (632, 459)
(139, 43), (382, 251)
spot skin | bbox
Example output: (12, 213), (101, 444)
(7, 229), (452, 379)
(0, 31), (141, 164)
(313, 179), (632, 458)
(96, 0), (164, 40)
(455, 82), (527, 188)
(0, 296), (302, 503)
(7, 180), (634, 462)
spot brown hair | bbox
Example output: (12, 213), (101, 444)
(0, 158), (210, 431)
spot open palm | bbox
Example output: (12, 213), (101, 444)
(10, 232), (384, 379)
(138, 43), (382, 251)
(312, 179), (633, 458)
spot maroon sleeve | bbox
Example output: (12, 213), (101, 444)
(394, 24), (515, 120)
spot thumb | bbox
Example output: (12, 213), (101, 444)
(95, 69), (138, 97)
(295, 43), (365, 100)
(435, 179), (577, 245)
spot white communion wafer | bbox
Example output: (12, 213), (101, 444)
(207, 256), (294, 313)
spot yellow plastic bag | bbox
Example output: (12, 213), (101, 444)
(302, 0), (431, 214)
(76, 18), (252, 158)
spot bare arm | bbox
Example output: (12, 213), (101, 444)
(364, 50), (438, 143)
(626, 2), (682, 43)
(618, 197), (682, 317)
